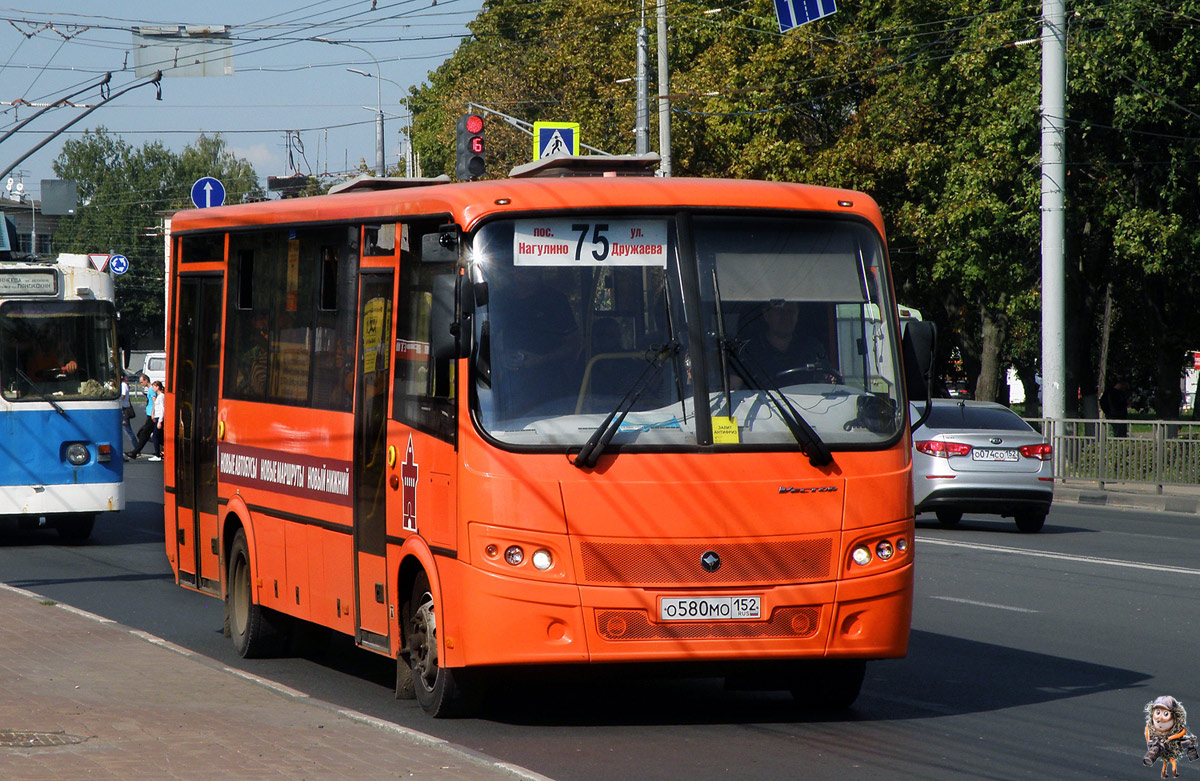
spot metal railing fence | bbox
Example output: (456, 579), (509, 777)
(1027, 418), (1200, 494)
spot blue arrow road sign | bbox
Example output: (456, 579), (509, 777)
(773, 0), (837, 33)
(190, 176), (226, 209)
(109, 254), (130, 275)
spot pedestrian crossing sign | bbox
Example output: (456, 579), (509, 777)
(533, 121), (580, 160)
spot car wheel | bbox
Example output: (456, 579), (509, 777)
(1014, 512), (1046, 533)
(935, 510), (962, 527)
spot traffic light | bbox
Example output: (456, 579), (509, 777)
(456, 113), (486, 181)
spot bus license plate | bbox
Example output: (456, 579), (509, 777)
(972, 448), (1017, 462)
(660, 596), (761, 621)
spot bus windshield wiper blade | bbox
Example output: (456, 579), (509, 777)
(15, 367), (67, 417)
(573, 341), (679, 469)
(724, 345), (832, 467)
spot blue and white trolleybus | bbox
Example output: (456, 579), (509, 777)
(0, 251), (124, 540)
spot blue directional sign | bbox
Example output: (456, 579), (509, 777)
(773, 0), (837, 33)
(109, 254), (130, 275)
(190, 176), (226, 209)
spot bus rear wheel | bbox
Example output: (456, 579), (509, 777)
(404, 571), (477, 717)
(788, 659), (866, 710)
(228, 529), (288, 658)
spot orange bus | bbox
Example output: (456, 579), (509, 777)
(164, 156), (931, 717)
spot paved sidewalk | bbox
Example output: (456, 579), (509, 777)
(0, 584), (548, 781)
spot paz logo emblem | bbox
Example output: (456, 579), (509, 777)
(700, 551), (721, 573)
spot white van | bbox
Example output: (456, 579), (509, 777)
(141, 351), (166, 387)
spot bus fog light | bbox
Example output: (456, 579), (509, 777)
(531, 549), (553, 571)
(66, 444), (89, 466)
(851, 546), (871, 566)
(876, 541), (894, 560)
(504, 545), (524, 566)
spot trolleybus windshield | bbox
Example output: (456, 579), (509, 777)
(0, 300), (120, 402)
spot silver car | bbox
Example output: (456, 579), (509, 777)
(911, 399), (1054, 533)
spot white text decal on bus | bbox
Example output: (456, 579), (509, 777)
(513, 219), (668, 267)
(218, 443), (353, 507)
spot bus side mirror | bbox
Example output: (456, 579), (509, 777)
(420, 225), (461, 263)
(902, 320), (936, 403)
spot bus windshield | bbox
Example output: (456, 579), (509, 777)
(472, 212), (905, 449)
(0, 300), (120, 401)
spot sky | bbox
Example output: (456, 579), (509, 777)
(0, 1), (484, 200)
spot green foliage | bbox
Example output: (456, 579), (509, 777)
(392, 1), (1200, 415)
(51, 129), (263, 347)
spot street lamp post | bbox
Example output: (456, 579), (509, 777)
(314, 37), (385, 176)
(346, 67), (384, 176)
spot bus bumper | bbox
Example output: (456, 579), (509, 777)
(446, 557), (912, 668)
(0, 482), (125, 517)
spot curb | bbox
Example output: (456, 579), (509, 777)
(1053, 485), (1200, 516)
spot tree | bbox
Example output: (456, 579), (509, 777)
(52, 129), (263, 349)
(409, 0), (1200, 417)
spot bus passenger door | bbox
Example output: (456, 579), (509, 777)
(172, 275), (223, 594)
(354, 272), (393, 650)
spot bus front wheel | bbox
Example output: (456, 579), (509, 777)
(228, 529), (288, 658)
(404, 571), (477, 717)
(788, 659), (866, 710)
(56, 514), (95, 542)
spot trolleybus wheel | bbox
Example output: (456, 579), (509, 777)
(56, 514), (95, 542)
(788, 659), (866, 710)
(404, 571), (477, 717)
(228, 529), (288, 658)
(935, 510), (962, 527)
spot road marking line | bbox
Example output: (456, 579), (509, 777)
(917, 536), (1200, 576)
(930, 596), (1038, 613)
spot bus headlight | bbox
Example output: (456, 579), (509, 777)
(876, 540), (895, 561)
(504, 545), (524, 566)
(851, 546), (872, 566)
(66, 443), (90, 466)
(531, 549), (553, 571)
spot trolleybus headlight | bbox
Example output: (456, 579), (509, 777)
(851, 546), (872, 567)
(531, 549), (553, 571)
(66, 443), (90, 466)
(504, 545), (524, 566)
(876, 540), (895, 561)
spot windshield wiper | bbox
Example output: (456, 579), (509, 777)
(573, 341), (679, 469)
(724, 346), (833, 468)
(14, 367), (68, 417)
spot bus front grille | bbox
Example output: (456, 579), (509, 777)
(595, 607), (821, 641)
(578, 538), (834, 586)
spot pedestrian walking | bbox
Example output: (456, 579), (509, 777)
(126, 375), (159, 460)
(148, 380), (165, 462)
(119, 375), (138, 449)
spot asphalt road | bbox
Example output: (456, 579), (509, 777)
(1, 461), (1196, 780)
